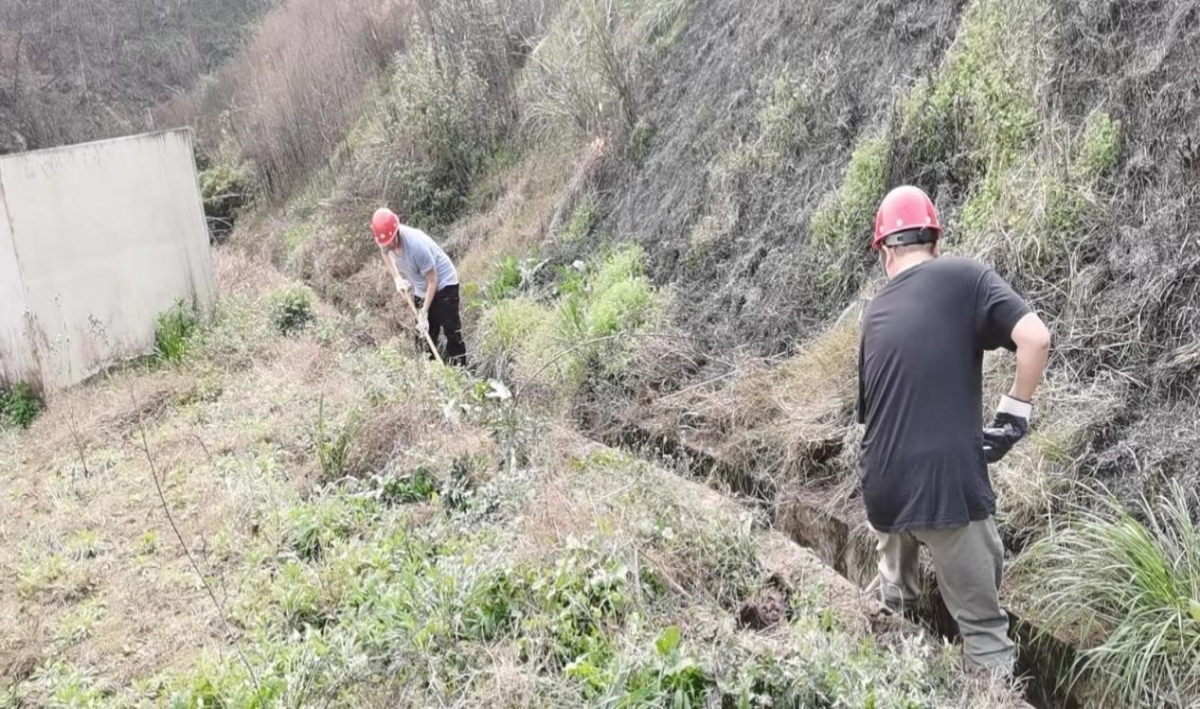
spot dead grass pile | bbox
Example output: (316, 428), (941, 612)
(982, 354), (1128, 544)
(645, 318), (860, 492)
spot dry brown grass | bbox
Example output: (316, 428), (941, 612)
(159, 0), (414, 196)
(447, 145), (581, 290)
(981, 353), (1127, 540)
(649, 316), (860, 489)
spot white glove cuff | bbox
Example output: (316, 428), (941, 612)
(997, 395), (1032, 419)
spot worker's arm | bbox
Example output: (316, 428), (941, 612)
(984, 311), (1051, 463)
(381, 251), (411, 295)
(1008, 312), (1052, 402)
(422, 268), (438, 315)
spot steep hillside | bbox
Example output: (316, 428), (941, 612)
(3, 0), (1199, 706)
(0, 0), (272, 154)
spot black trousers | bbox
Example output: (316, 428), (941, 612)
(414, 284), (467, 367)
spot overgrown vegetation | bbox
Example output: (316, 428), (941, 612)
(0, 381), (41, 430)
(154, 300), (200, 364)
(475, 245), (661, 410)
(1013, 481), (1200, 707)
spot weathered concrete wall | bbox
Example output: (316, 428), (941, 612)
(0, 129), (215, 391)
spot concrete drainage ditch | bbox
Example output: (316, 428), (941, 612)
(603, 424), (1084, 709)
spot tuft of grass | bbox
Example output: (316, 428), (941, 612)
(559, 195), (600, 245)
(17, 554), (69, 599)
(630, 119), (656, 167)
(809, 134), (892, 255)
(315, 396), (358, 482)
(1072, 110), (1122, 182)
(154, 300), (200, 364)
(754, 67), (813, 169)
(1, 380), (43, 429)
(1013, 479), (1200, 706)
(54, 598), (106, 645)
(268, 283), (316, 336)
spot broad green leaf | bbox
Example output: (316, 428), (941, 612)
(656, 625), (682, 656)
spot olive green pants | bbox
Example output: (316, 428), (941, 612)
(870, 517), (1016, 671)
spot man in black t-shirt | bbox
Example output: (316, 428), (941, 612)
(857, 186), (1051, 674)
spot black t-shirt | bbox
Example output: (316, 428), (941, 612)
(856, 257), (1030, 532)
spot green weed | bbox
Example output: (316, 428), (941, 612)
(376, 466), (439, 505)
(54, 598), (105, 644)
(561, 196), (600, 244)
(755, 68), (812, 168)
(315, 396), (357, 482)
(154, 300), (199, 364)
(0, 380), (42, 429)
(66, 530), (101, 561)
(17, 554), (70, 599)
(631, 119), (657, 167)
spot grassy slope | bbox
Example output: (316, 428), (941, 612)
(0, 249), (1021, 707)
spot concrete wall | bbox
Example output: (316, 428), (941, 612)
(0, 129), (215, 391)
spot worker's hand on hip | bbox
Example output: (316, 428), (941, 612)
(982, 395), (1031, 464)
(416, 311), (430, 336)
(394, 276), (410, 296)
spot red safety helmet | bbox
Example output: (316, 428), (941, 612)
(371, 208), (400, 248)
(872, 186), (942, 250)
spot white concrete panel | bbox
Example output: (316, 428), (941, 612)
(0, 195), (33, 386)
(0, 129), (215, 390)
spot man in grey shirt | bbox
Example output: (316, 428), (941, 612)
(371, 207), (467, 366)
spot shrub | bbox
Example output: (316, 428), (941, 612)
(1013, 480), (1200, 706)
(268, 284), (316, 336)
(1, 381), (43, 429)
(198, 161), (256, 240)
(154, 299), (200, 364)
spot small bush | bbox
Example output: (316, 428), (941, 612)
(1014, 480), (1200, 706)
(377, 467), (438, 505)
(268, 284), (316, 336)
(199, 161), (256, 239)
(154, 300), (200, 364)
(1, 381), (43, 429)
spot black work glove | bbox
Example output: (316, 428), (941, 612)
(982, 395), (1031, 464)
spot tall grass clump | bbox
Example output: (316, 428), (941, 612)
(808, 134), (892, 255)
(523, 0), (695, 139)
(1013, 480), (1200, 706)
(154, 299), (200, 364)
(475, 245), (660, 410)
